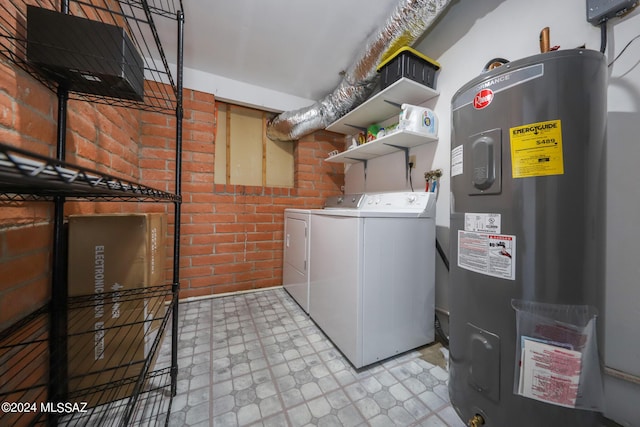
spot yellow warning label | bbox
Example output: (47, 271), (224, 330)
(510, 120), (564, 178)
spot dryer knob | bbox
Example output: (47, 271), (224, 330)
(407, 195), (417, 204)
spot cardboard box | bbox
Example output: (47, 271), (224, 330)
(66, 213), (167, 406)
(67, 213), (166, 296)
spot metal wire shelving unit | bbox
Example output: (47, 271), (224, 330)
(0, 142), (180, 202)
(1, 0), (181, 113)
(0, 0), (184, 425)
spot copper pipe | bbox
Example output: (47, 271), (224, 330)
(540, 27), (550, 53)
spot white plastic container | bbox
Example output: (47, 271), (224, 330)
(399, 104), (438, 137)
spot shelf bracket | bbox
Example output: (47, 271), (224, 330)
(345, 157), (369, 182)
(383, 99), (402, 109)
(383, 143), (411, 182)
(343, 156), (368, 163)
(342, 157), (368, 182)
(363, 159), (368, 183)
(343, 123), (368, 132)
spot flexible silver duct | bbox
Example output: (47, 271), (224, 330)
(266, 0), (452, 142)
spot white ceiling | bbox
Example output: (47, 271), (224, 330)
(173, 0), (402, 109)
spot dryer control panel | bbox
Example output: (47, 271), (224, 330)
(360, 192), (436, 217)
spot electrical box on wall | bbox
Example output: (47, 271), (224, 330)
(587, 0), (638, 23)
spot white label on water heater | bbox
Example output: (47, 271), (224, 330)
(465, 213), (501, 234)
(451, 145), (463, 177)
(458, 231), (516, 280)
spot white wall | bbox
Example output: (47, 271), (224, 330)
(182, 66), (315, 113)
(344, 0), (640, 424)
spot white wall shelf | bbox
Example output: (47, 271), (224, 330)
(325, 78), (439, 165)
(325, 130), (437, 164)
(326, 77), (439, 135)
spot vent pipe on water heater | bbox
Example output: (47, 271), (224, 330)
(449, 49), (607, 426)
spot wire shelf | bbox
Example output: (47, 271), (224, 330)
(0, 0), (184, 113)
(0, 305), (49, 426)
(0, 142), (180, 202)
(0, 286), (175, 427)
(60, 285), (175, 426)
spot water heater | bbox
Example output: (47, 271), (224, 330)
(449, 49), (606, 426)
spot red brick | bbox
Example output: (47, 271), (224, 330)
(190, 234), (217, 245)
(215, 243), (246, 254)
(4, 224), (52, 257)
(180, 286), (214, 298)
(0, 91), (15, 129)
(0, 62), (19, 99)
(181, 265), (214, 279)
(255, 259), (282, 270)
(254, 278), (282, 289)
(141, 110), (172, 126)
(15, 103), (56, 143)
(210, 274), (235, 286)
(215, 263), (250, 275)
(0, 74), (342, 302)
(236, 269), (272, 283)
(245, 251), (274, 261)
(212, 233), (235, 244)
(245, 232), (273, 242)
(215, 223), (246, 233)
(16, 73), (54, 117)
(211, 282), (245, 294)
(0, 277), (50, 328)
(181, 223), (214, 235)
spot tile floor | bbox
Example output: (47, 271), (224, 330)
(158, 287), (466, 427)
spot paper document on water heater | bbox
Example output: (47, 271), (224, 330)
(457, 231), (516, 280)
(464, 212), (501, 234)
(451, 145), (463, 177)
(518, 337), (582, 408)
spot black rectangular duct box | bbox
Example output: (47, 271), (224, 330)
(27, 6), (144, 101)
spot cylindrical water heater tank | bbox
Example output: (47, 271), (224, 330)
(449, 49), (606, 426)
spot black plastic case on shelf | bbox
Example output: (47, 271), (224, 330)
(27, 5), (144, 101)
(377, 46), (440, 90)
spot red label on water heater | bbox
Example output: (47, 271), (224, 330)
(473, 89), (494, 109)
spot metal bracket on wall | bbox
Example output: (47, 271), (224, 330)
(384, 143), (411, 181)
(343, 157), (369, 183)
(383, 99), (402, 108)
(343, 124), (368, 132)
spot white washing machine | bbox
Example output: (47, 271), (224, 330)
(309, 191), (436, 368)
(282, 209), (312, 312)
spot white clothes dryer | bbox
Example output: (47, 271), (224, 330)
(283, 195), (367, 314)
(282, 209), (312, 313)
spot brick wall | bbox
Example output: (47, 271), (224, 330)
(165, 93), (346, 299)
(0, 59), (56, 331)
(1, 58), (346, 327)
